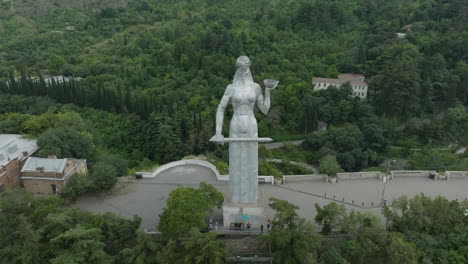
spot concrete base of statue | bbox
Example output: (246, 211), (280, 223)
(222, 190), (265, 228)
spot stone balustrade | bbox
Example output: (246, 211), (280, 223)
(337, 171), (383, 180)
(283, 174), (327, 183)
(137, 160), (467, 184)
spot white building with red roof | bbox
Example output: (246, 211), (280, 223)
(312, 73), (368, 99)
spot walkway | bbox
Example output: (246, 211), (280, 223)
(70, 165), (468, 230)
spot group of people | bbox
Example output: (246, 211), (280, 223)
(225, 218), (272, 232)
(209, 217), (273, 232)
(260, 219), (271, 232)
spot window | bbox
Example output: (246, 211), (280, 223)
(51, 184), (57, 194)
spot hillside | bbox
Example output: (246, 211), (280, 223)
(0, 0), (467, 172)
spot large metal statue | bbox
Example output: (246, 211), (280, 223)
(210, 56), (278, 204)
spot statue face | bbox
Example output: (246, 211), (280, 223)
(238, 65), (249, 79)
(236, 56), (251, 68)
(236, 56), (251, 80)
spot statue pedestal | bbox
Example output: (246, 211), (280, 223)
(222, 190), (265, 228)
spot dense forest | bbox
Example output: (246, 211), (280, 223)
(1, 0), (467, 170)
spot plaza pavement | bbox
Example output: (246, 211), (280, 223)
(70, 165), (468, 230)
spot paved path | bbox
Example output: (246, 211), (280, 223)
(70, 164), (468, 230)
(70, 165), (224, 229)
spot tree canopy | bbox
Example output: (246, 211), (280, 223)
(158, 182), (223, 240)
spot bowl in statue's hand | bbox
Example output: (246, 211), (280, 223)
(264, 79), (279, 90)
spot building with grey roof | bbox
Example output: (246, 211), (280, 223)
(21, 157), (87, 195)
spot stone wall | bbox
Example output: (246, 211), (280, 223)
(389, 170), (436, 179)
(22, 178), (66, 195)
(142, 159), (221, 180)
(140, 159), (275, 184)
(337, 171), (383, 180)
(445, 171), (468, 178)
(283, 174), (327, 183)
(22, 171), (65, 178)
(0, 159), (22, 188)
(138, 159), (468, 185)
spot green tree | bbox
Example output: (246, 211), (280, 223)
(387, 233), (420, 264)
(314, 202), (346, 234)
(263, 198), (320, 264)
(97, 155), (129, 177)
(180, 228), (227, 264)
(29, 195), (62, 227)
(61, 173), (93, 200)
(371, 44), (422, 118)
(49, 225), (113, 264)
(155, 122), (185, 164)
(158, 239), (182, 264)
(357, 226), (389, 262)
(0, 214), (41, 264)
(319, 155), (343, 176)
(338, 240), (364, 264)
(383, 194), (463, 235)
(37, 127), (95, 159)
(120, 229), (161, 264)
(90, 162), (118, 190)
(319, 247), (347, 264)
(158, 182), (223, 240)
(340, 210), (379, 235)
(91, 213), (142, 256)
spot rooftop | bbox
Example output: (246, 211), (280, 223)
(21, 157), (67, 173)
(0, 134), (38, 167)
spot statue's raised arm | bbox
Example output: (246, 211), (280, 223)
(255, 79), (279, 115)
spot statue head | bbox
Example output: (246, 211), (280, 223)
(236, 56), (251, 69)
(234, 56), (253, 83)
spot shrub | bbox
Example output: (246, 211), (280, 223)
(215, 161), (228, 174)
(98, 156), (128, 176)
(61, 173), (93, 200)
(91, 162), (118, 190)
(259, 161), (283, 178)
